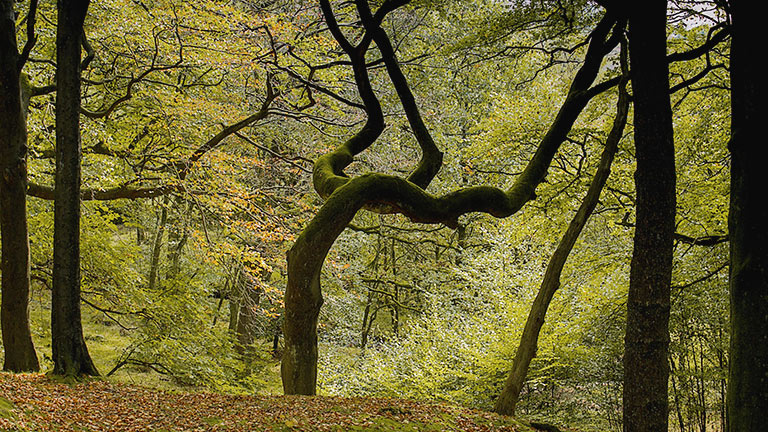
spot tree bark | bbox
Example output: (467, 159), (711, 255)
(493, 46), (629, 415)
(622, 2), (676, 431)
(726, 2), (767, 430)
(51, 0), (98, 377)
(0, 0), (39, 372)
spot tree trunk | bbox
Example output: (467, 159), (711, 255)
(148, 198), (168, 291)
(493, 52), (629, 415)
(0, 0), (39, 372)
(51, 0), (98, 377)
(228, 299), (240, 332)
(272, 326), (281, 359)
(622, 2), (676, 431)
(235, 273), (261, 357)
(726, 2), (767, 430)
(360, 290), (374, 349)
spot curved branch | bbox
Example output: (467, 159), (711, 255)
(17, 0), (39, 71)
(313, 0), (386, 199)
(357, 0), (443, 189)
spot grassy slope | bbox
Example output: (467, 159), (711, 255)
(0, 373), (533, 432)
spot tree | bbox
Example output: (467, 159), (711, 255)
(51, 0), (99, 376)
(622, 1), (677, 430)
(493, 40), (630, 415)
(0, 0), (40, 372)
(726, 1), (767, 430)
(281, 0), (624, 395)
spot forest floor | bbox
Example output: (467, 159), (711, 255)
(0, 373), (535, 432)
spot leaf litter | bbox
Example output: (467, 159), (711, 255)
(0, 373), (531, 431)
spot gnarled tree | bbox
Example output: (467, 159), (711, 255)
(281, 0), (625, 395)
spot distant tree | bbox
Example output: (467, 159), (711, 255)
(51, 0), (98, 377)
(726, 1), (767, 430)
(0, 0), (40, 372)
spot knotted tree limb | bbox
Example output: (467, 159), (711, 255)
(282, 0), (624, 395)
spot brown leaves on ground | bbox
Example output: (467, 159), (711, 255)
(0, 373), (531, 431)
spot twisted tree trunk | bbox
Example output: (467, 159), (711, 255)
(282, 0), (623, 395)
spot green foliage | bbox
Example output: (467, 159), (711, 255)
(0, 397), (16, 420)
(1, 1), (732, 431)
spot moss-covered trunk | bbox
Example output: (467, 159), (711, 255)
(281, 0), (622, 396)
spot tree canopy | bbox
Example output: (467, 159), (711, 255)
(1, 1), (756, 431)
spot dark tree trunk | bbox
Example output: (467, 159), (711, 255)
(51, 0), (98, 377)
(622, 2), (676, 431)
(360, 290), (374, 349)
(0, 0), (39, 372)
(493, 50), (629, 415)
(726, 2), (767, 430)
(272, 326), (281, 359)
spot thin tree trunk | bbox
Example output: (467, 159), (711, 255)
(228, 299), (240, 332)
(227, 264), (241, 332)
(622, 2), (676, 430)
(726, 2), (767, 430)
(51, 0), (98, 377)
(493, 47), (629, 415)
(670, 356), (687, 432)
(389, 238), (399, 336)
(697, 339), (706, 432)
(0, 0), (39, 372)
(360, 290), (374, 349)
(272, 325), (281, 358)
(717, 332), (725, 432)
(165, 198), (190, 279)
(148, 197), (168, 291)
